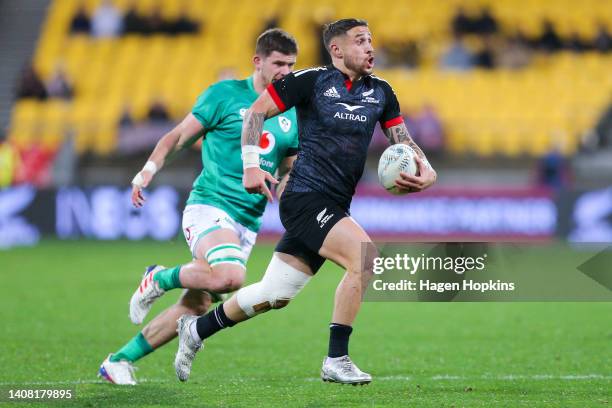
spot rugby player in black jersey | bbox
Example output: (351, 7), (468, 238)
(174, 18), (436, 385)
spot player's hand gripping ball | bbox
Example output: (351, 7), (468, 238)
(378, 144), (418, 195)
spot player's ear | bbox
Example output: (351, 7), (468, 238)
(253, 54), (262, 70)
(329, 42), (342, 59)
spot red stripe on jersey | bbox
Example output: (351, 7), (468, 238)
(344, 79), (352, 91)
(139, 285), (143, 294)
(382, 116), (404, 129)
(266, 84), (286, 112)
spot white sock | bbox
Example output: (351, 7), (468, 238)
(189, 320), (201, 342)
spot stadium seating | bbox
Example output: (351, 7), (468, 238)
(8, 0), (612, 156)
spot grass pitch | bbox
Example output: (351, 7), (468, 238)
(1, 240), (610, 407)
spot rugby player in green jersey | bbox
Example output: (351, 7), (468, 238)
(98, 29), (299, 385)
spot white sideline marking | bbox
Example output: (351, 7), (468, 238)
(305, 374), (612, 382)
(495, 374), (612, 381)
(2, 374), (610, 386)
(431, 375), (462, 380)
(0, 378), (169, 386)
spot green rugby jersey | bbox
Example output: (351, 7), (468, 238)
(187, 76), (298, 232)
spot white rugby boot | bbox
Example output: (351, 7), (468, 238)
(321, 355), (372, 385)
(174, 315), (203, 382)
(98, 354), (137, 385)
(129, 265), (166, 324)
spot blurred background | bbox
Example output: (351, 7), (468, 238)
(1, 0), (612, 248)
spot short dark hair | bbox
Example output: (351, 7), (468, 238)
(255, 28), (298, 57)
(322, 18), (368, 51)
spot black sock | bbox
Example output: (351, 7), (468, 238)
(328, 323), (353, 358)
(195, 304), (236, 341)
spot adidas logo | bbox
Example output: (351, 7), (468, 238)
(323, 87), (340, 98)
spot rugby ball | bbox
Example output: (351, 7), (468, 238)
(377, 144), (418, 195)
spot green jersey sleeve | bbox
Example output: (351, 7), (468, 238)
(191, 83), (226, 130)
(289, 135), (298, 151)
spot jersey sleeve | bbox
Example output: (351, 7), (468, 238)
(286, 110), (299, 156)
(191, 84), (225, 129)
(286, 139), (298, 157)
(379, 81), (403, 129)
(267, 68), (321, 113)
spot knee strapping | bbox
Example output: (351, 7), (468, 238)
(236, 255), (311, 317)
(206, 243), (246, 269)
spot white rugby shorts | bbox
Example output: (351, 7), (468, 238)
(182, 204), (257, 260)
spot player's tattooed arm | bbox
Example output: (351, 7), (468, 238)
(383, 121), (410, 145)
(241, 89), (281, 202)
(384, 122), (437, 191)
(384, 122), (432, 168)
(242, 110), (266, 146)
(241, 89), (281, 147)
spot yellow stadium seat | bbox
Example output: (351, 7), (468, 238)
(40, 100), (71, 149)
(9, 101), (42, 148)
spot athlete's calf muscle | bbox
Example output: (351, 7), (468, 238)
(142, 291), (211, 349)
(179, 289), (213, 316)
(178, 260), (245, 292)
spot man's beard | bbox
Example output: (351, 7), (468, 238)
(345, 54), (369, 75)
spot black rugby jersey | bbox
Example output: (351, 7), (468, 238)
(268, 65), (402, 205)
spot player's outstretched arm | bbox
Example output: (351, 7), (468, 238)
(131, 113), (204, 207)
(383, 122), (437, 192)
(241, 90), (281, 202)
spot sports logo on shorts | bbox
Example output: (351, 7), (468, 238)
(316, 208), (327, 223)
(185, 226), (193, 244)
(278, 116), (291, 133)
(258, 131), (276, 155)
(316, 207), (334, 228)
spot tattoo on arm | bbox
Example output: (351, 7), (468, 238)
(242, 110), (265, 146)
(406, 138), (426, 161)
(385, 124), (410, 144)
(384, 123), (425, 158)
(385, 124), (434, 177)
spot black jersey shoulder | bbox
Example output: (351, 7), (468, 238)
(369, 74), (397, 100)
(369, 74), (402, 127)
(269, 66), (329, 111)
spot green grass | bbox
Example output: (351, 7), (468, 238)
(1, 240), (611, 407)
